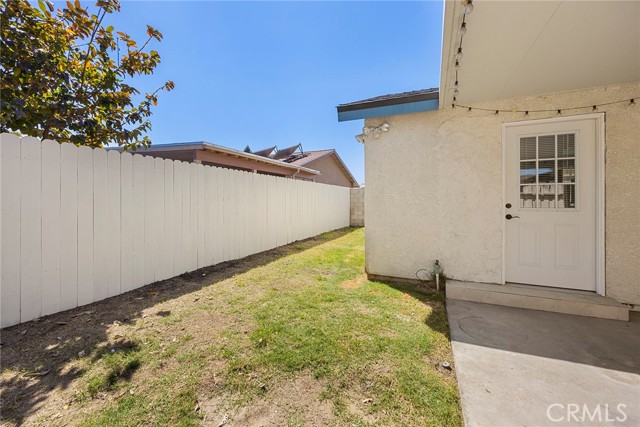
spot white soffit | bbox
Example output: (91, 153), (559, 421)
(441, 0), (640, 105)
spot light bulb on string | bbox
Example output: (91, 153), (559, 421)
(463, 0), (474, 15)
(458, 22), (467, 36)
(455, 47), (463, 60)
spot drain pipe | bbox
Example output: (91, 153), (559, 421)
(434, 260), (442, 291)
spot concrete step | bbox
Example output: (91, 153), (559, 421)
(446, 281), (629, 321)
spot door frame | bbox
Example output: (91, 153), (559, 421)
(501, 113), (605, 295)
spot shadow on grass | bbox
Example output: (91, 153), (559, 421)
(370, 278), (450, 337)
(0, 227), (358, 426)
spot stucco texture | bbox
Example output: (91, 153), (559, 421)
(364, 83), (639, 306)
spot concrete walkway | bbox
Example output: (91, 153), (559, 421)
(447, 300), (640, 427)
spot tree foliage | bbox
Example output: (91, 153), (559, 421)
(243, 145), (251, 153)
(0, 0), (174, 149)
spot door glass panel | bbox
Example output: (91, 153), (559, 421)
(557, 134), (575, 157)
(538, 135), (555, 159)
(538, 160), (555, 183)
(558, 184), (576, 208)
(518, 133), (577, 209)
(520, 137), (536, 160)
(520, 161), (536, 184)
(538, 185), (556, 208)
(558, 159), (575, 183)
(520, 185), (537, 208)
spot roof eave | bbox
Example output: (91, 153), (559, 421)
(108, 142), (321, 175)
(337, 98), (439, 122)
(202, 143), (320, 175)
(439, 0), (460, 109)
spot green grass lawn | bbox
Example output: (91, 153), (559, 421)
(2, 228), (461, 426)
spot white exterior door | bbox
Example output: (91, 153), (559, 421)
(505, 117), (598, 291)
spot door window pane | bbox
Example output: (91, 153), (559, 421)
(558, 159), (575, 183)
(520, 161), (536, 184)
(558, 184), (576, 208)
(538, 160), (555, 183)
(520, 185), (537, 208)
(538, 135), (555, 159)
(518, 133), (577, 209)
(558, 134), (575, 157)
(538, 185), (556, 208)
(520, 137), (536, 160)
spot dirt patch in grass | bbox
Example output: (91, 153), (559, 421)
(1, 228), (461, 426)
(200, 373), (333, 427)
(340, 274), (367, 289)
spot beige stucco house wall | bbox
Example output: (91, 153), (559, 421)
(363, 83), (639, 307)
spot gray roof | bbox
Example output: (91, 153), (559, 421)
(337, 88), (439, 111)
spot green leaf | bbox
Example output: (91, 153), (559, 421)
(106, 25), (114, 32)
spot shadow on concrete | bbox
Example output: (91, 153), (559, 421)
(447, 299), (640, 375)
(0, 227), (358, 426)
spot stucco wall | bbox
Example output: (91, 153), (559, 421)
(364, 83), (639, 306)
(350, 187), (365, 226)
(306, 155), (355, 188)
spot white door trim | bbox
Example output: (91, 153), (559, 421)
(501, 113), (605, 295)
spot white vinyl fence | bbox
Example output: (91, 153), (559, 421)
(0, 133), (350, 327)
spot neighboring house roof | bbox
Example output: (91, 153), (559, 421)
(284, 149), (334, 166)
(336, 88), (439, 122)
(108, 142), (320, 175)
(285, 149), (359, 188)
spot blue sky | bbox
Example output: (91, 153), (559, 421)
(105, 1), (444, 183)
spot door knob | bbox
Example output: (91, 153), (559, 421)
(505, 203), (512, 209)
(505, 214), (520, 220)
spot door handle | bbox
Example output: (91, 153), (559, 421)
(505, 214), (520, 220)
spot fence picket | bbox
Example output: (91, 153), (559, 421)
(77, 146), (94, 306)
(132, 154), (145, 288)
(93, 148), (108, 302)
(107, 151), (121, 297)
(154, 157), (165, 280)
(41, 140), (61, 316)
(120, 152), (134, 293)
(60, 143), (78, 310)
(163, 159), (174, 280)
(1, 134), (21, 327)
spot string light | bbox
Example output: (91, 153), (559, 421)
(452, 2), (469, 103)
(463, 0), (474, 15)
(451, 97), (639, 114)
(450, 0), (638, 115)
(458, 22), (467, 36)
